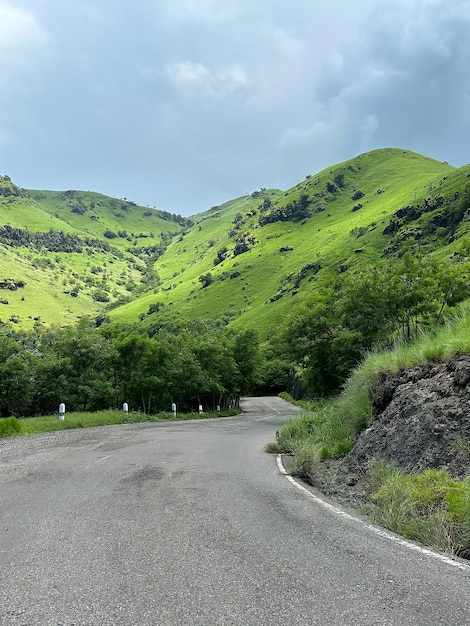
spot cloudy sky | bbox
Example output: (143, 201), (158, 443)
(0, 0), (469, 216)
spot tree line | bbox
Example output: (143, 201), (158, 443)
(0, 320), (266, 418)
(1, 247), (468, 417)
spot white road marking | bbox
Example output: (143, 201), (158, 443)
(263, 402), (281, 414)
(254, 414), (280, 422)
(276, 455), (469, 572)
(84, 455), (111, 469)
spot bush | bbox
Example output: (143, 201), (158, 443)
(198, 273), (213, 288)
(92, 289), (110, 302)
(326, 182), (338, 193)
(146, 302), (165, 316)
(352, 190), (365, 201)
(233, 235), (256, 256)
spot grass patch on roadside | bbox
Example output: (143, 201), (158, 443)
(364, 463), (470, 558)
(0, 407), (242, 438)
(278, 392), (317, 411)
(266, 400), (356, 473)
(0, 417), (22, 437)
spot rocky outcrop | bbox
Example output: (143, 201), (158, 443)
(352, 355), (470, 477)
(307, 354), (470, 506)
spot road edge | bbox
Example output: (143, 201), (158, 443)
(276, 453), (470, 573)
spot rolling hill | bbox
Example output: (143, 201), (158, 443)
(1, 148), (469, 333)
(109, 148), (470, 337)
(0, 176), (187, 328)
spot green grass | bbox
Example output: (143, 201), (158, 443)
(2, 148), (468, 334)
(0, 407), (242, 438)
(268, 400), (356, 476)
(0, 417), (22, 437)
(278, 392), (317, 410)
(111, 148), (462, 337)
(365, 463), (470, 557)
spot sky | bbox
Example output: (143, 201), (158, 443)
(0, 0), (469, 216)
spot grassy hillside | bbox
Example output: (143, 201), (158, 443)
(1, 148), (469, 333)
(110, 148), (467, 337)
(0, 177), (185, 328)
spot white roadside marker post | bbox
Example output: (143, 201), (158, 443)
(58, 403), (65, 421)
(172, 403), (177, 418)
(199, 404), (203, 415)
(123, 402), (129, 414)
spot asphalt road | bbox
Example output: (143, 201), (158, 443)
(1, 396), (470, 626)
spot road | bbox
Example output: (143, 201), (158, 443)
(0, 396), (469, 626)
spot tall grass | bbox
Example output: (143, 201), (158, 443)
(365, 463), (470, 557)
(270, 400), (356, 475)
(0, 417), (22, 437)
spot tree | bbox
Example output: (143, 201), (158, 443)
(199, 272), (213, 288)
(281, 297), (362, 396)
(0, 337), (37, 416)
(278, 250), (470, 398)
(44, 320), (116, 411)
(113, 334), (159, 412)
(386, 253), (442, 339)
(340, 266), (397, 350)
(231, 330), (263, 396)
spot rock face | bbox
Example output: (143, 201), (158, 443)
(308, 354), (470, 506)
(351, 355), (470, 477)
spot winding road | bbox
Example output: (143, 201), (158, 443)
(1, 396), (469, 625)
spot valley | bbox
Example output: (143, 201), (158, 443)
(2, 148), (468, 335)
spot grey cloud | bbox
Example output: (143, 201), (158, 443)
(0, 1), (49, 92)
(299, 0), (470, 165)
(1, 0), (469, 216)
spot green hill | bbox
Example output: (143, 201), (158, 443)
(109, 148), (469, 336)
(0, 178), (186, 327)
(1, 148), (469, 333)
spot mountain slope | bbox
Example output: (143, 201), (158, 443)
(110, 148), (468, 336)
(1, 148), (469, 333)
(0, 178), (185, 327)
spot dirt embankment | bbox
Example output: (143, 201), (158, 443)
(305, 354), (470, 507)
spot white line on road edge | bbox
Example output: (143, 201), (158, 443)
(276, 454), (469, 572)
